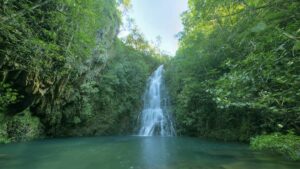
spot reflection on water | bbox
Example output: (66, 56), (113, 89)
(140, 137), (169, 169)
(0, 136), (299, 169)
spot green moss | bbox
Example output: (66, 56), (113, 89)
(251, 132), (300, 161)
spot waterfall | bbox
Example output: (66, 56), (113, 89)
(138, 65), (176, 136)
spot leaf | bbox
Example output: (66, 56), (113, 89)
(293, 41), (300, 50)
(251, 21), (267, 32)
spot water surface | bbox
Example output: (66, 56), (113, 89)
(0, 136), (299, 169)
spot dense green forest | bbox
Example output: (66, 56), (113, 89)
(0, 0), (164, 143)
(0, 0), (299, 162)
(165, 0), (300, 160)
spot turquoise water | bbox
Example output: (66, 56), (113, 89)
(0, 136), (299, 169)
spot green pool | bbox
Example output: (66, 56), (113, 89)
(0, 136), (299, 169)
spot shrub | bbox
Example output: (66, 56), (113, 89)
(7, 111), (42, 142)
(251, 132), (300, 161)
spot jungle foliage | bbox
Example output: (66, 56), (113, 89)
(0, 0), (162, 143)
(165, 0), (300, 159)
(1, 0), (299, 161)
(251, 132), (300, 161)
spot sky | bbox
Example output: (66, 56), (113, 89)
(120, 0), (189, 56)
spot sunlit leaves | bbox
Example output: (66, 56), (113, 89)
(166, 0), (300, 142)
(0, 0), (122, 139)
(251, 132), (300, 160)
(293, 41), (300, 51)
(251, 21), (267, 32)
(0, 83), (19, 113)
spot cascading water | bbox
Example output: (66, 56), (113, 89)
(138, 65), (176, 136)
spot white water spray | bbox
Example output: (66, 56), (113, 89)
(138, 65), (176, 136)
